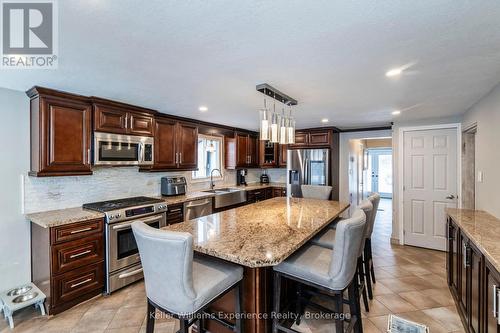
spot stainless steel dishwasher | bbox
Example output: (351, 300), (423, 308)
(183, 197), (213, 221)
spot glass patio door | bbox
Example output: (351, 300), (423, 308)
(370, 149), (392, 198)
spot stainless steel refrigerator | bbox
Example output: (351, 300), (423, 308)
(287, 149), (330, 198)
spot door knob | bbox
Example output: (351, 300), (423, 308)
(446, 195), (456, 200)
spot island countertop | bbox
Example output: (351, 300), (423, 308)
(164, 197), (349, 268)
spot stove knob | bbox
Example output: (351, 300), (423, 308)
(109, 215), (114, 220)
(115, 214), (121, 219)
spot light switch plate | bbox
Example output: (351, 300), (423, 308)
(478, 171), (484, 183)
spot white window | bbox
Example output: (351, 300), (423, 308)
(192, 135), (223, 180)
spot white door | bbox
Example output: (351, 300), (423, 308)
(403, 128), (458, 250)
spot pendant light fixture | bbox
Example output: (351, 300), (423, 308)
(256, 83), (297, 144)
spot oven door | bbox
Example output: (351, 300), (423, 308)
(107, 214), (166, 273)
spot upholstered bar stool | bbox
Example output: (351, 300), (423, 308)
(132, 222), (244, 333)
(301, 185), (333, 200)
(310, 200), (373, 312)
(273, 210), (367, 333)
(364, 193), (381, 298)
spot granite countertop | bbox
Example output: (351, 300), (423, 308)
(234, 182), (286, 191)
(27, 207), (105, 228)
(447, 208), (500, 272)
(164, 197), (349, 268)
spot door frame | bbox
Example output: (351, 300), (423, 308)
(397, 123), (462, 246)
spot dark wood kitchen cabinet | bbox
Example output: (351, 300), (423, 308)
(225, 132), (258, 169)
(27, 87), (93, 177)
(93, 98), (154, 136)
(31, 218), (105, 315)
(166, 203), (184, 224)
(290, 129), (331, 148)
(142, 118), (198, 171)
(485, 261), (500, 333)
(279, 144), (288, 167)
(259, 141), (278, 167)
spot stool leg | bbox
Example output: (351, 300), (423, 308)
(272, 272), (282, 333)
(235, 282), (243, 333)
(357, 257), (369, 312)
(179, 319), (189, 333)
(363, 245), (373, 299)
(334, 293), (343, 333)
(146, 299), (155, 333)
(368, 239), (376, 284)
(349, 279), (363, 333)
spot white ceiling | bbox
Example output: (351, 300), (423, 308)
(2, 0), (500, 130)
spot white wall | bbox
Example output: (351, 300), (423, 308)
(0, 88), (31, 291)
(462, 82), (500, 219)
(392, 115), (463, 242)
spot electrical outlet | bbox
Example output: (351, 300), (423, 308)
(478, 171), (484, 183)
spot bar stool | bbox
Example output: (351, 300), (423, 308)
(132, 222), (244, 333)
(364, 193), (381, 298)
(310, 200), (373, 312)
(273, 209), (367, 333)
(301, 185), (333, 200)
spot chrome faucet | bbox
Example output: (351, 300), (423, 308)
(210, 168), (222, 189)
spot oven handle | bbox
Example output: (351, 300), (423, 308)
(111, 214), (165, 230)
(118, 268), (143, 279)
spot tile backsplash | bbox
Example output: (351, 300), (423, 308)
(23, 167), (286, 213)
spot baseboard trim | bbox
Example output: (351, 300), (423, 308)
(390, 237), (399, 245)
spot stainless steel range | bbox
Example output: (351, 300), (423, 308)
(83, 196), (167, 294)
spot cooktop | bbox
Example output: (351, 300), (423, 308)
(82, 196), (164, 212)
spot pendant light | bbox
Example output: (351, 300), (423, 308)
(287, 105), (295, 144)
(279, 102), (287, 145)
(270, 93), (280, 143)
(259, 90), (270, 141)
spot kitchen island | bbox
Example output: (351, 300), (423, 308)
(164, 197), (349, 333)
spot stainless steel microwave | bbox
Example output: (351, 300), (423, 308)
(94, 132), (154, 166)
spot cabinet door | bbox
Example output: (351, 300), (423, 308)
(177, 123), (198, 169)
(485, 262), (500, 333)
(153, 118), (177, 169)
(309, 131), (331, 146)
(94, 104), (127, 134)
(294, 132), (309, 145)
(236, 134), (248, 167)
(259, 141), (277, 167)
(279, 144), (288, 167)
(469, 244), (482, 333)
(39, 96), (92, 175)
(459, 234), (468, 315)
(247, 135), (258, 166)
(128, 112), (153, 136)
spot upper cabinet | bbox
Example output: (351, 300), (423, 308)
(290, 129), (332, 148)
(27, 87), (93, 177)
(93, 99), (154, 136)
(279, 144), (288, 167)
(259, 141), (278, 168)
(225, 132), (259, 169)
(141, 118), (198, 171)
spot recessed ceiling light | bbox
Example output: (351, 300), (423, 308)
(321, 118), (329, 123)
(386, 68), (403, 77)
(198, 106), (208, 112)
(392, 110), (401, 115)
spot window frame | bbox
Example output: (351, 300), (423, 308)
(191, 134), (224, 182)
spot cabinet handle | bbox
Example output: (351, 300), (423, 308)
(169, 208), (182, 213)
(70, 250), (92, 259)
(87, 149), (91, 164)
(494, 285), (498, 318)
(125, 116), (128, 129)
(69, 227), (92, 235)
(175, 153), (178, 164)
(463, 242), (470, 268)
(71, 278), (92, 288)
(179, 153), (182, 164)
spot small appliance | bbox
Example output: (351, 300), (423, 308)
(94, 132), (153, 166)
(260, 173), (270, 184)
(82, 196), (168, 294)
(161, 176), (187, 196)
(236, 169), (248, 186)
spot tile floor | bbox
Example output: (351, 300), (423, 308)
(0, 199), (464, 333)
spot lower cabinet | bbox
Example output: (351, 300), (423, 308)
(166, 203), (184, 224)
(31, 219), (105, 315)
(447, 217), (493, 333)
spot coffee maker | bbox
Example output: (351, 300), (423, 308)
(236, 169), (248, 186)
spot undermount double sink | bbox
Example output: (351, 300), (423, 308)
(202, 188), (247, 209)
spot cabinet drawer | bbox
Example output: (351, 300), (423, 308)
(52, 261), (104, 306)
(166, 204), (184, 224)
(52, 235), (104, 275)
(51, 219), (103, 244)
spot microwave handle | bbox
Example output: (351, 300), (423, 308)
(138, 143), (144, 163)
